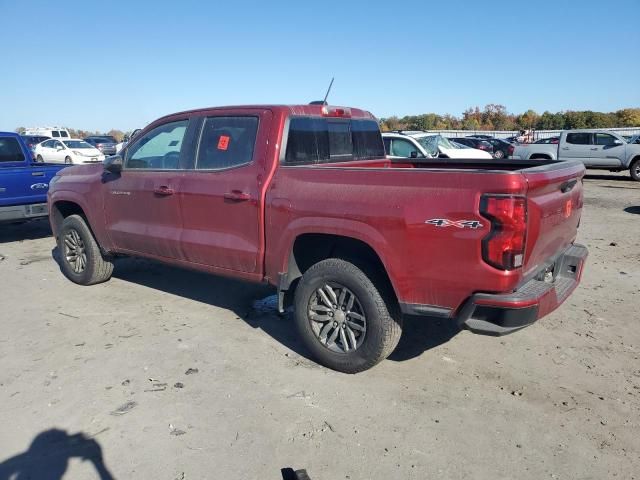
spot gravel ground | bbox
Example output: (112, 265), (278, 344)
(0, 171), (638, 480)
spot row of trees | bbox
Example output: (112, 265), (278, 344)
(380, 106), (640, 132)
(14, 127), (127, 142)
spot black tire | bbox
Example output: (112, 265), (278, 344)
(58, 214), (113, 285)
(293, 258), (402, 373)
(494, 149), (505, 159)
(36, 155), (43, 162)
(64, 156), (73, 164)
(630, 158), (640, 182)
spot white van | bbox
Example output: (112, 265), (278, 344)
(22, 127), (71, 139)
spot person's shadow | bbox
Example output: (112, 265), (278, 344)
(0, 429), (114, 480)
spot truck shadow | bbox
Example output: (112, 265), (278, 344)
(584, 173), (634, 182)
(108, 257), (316, 362)
(0, 428), (115, 480)
(83, 256), (459, 366)
(624, 206), (640, 215)
(0, 218), (52, 244)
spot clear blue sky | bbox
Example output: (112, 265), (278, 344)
(1, 0), (638, 132)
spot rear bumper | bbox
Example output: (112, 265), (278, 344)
(457, 243), (588, 335)
(0, 203), (48, 223)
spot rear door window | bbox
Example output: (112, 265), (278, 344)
(566, 133), (591, 145)
(0, 137), (26, 163)
(195, 116), (258, 170)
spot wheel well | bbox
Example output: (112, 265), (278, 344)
(530, 154), (552, 160)
(631, 156), (640, 165)
(50, 201), (86, 232)
(281, 233), (398, 310)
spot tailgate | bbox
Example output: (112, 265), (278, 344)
(522, 160), (585, 279)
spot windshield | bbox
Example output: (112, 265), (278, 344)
(416, 135), (455, 156)
(63, 140), (93, 149)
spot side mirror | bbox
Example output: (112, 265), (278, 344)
(410, 151), (418, 159)
(613, 139), (623, 146)
(104, 154), (123, 174)
(56, 146), (64, 151)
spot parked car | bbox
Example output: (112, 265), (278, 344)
(35, 139), (105, 164)
(48, 103), (588, 373)
(510, 130), (640, 181)
(534, 136), (559, 144)
(382, 132), (493, 159)
(469, 137), (513, 159)
(0, 132), (68, 223)
(115, 129), (142, 154)
(467, 134), (494, 139)
(449, 137), (495, 155)
(21, 135), (50, 158)
(84, 136), (118, 156)
(23, 126), (70, 139)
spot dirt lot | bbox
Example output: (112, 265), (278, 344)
(0, 172), (638, 480)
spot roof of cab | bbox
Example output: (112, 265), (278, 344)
(152, 104), (377, 124)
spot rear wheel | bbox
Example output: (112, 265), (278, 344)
(58, 214), (113, 285)
(630, 158), (640, 182)
(36, 155), (43, 162)
(494, 150), (505, 159)
(293, 258), (402, 373)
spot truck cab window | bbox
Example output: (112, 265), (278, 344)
(285, 117), (383, 165)
(195, 116), (258, 170)
(594, 133), (617, 146)
(0, 137), (25, 163)
(126, 120), (188, 170)
(566, 133), (591, 145)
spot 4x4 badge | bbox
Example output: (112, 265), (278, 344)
(425, 219), (483, 229)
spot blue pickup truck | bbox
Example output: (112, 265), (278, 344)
(0, 132), (68, 223)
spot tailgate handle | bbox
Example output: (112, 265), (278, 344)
(560, 179), (578, 193)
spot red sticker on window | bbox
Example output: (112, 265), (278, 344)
(217, 135), (230, 151)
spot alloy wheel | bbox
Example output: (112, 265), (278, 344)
(64, 229), (87, 274)
(307, 283), (367, 353)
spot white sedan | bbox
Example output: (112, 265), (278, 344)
(35, 139), (105, 164)
(382, 132), (493, 160)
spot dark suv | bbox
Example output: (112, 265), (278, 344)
(84, 136), (118, 156)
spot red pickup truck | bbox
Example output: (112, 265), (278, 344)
(48, 104), (588, 373)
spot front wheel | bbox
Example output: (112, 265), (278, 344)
(293, 258), (402, 373)
(494, 150), (505, 159)
(630, 158), (640, 182)
(36, 155), (43, 162)
(64, 156), (73, 164)
(58, 214), (114, 285)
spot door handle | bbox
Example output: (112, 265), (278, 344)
(224, 190), (251, 202)
(590, 148), (598, 150)
(153, 186), (175, 196)
(561, 147), (570, 150)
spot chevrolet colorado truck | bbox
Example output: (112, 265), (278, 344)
(0, 132), (67, 223)
(48, 104), (588, 373)
(510, 129), (640, 181)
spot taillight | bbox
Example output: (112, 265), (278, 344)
(507, 144), (515, 156)
(480, 195), (527, 270)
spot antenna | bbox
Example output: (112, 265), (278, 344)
(322, 77), (334, 105)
